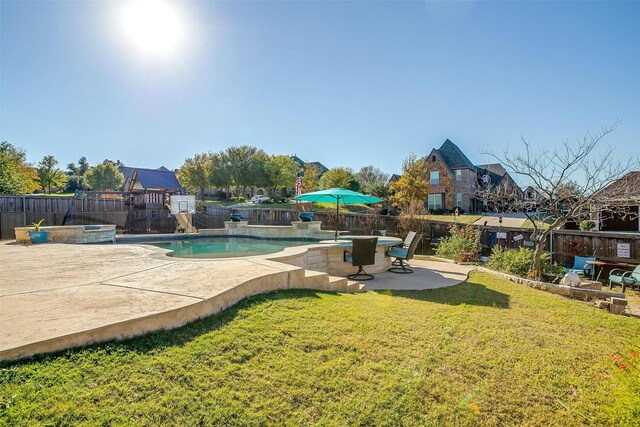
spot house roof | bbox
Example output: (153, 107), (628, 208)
(120, 166), (182, 191)
(389, 174), (401, 183)
(436, 139), (476, 170)
(594, 171), (640, 202)
(477, 163), (507, 176)
(290, 155), (329, 174)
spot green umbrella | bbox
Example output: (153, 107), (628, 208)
(293, 188), (383, 240)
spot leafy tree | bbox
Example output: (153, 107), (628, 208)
(177, 153), (214, 200)
(224, 146), (269, 196)
(64, 175), (87, 193)
(301, 163), (323, 193)
(209, 151), (233, 200)
(85, 161), (124, 191)
(356, 165), (389, 196)
(0, 141), (38, 194)
(319, 167), (355, 189)
(388, 154), (428, 209)
(479, 124), (639, 280)
(37, 155), (67, 193)
(265, 155), (299, 196)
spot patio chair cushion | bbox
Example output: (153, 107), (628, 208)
(387, 247), (409, 259)
(565, 256), (595, 276)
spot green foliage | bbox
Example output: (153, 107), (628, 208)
(29, 219), (44, 231)
(388, 153), (428, 209)
(301, 163), (323, 193)
(355, 165), (389, 196)
(64, 175), (87, 192)
(265, 155), (298, 191)
(0, 141), (38, 194)
(319, 167), (356, 189)
(1, 272), (639, 425)
(36, 155), (67, 194)
(436, 224), (481, 263)
(488, 246), (564, 278)
(580, 220), (596, 231)
(85, 162), (124, 191)
(177, 152), (214, 200)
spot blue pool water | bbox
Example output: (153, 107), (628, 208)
(151, 237), (316, 258)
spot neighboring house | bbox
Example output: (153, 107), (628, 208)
(592, 171), (640, 232)
(423, 139), (519, 213)
(290, 155), (329, 176)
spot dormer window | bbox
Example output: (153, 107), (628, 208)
(432, 155), (436, 162)
(482, 174), (489, 184)
(455, 170), (462, 181)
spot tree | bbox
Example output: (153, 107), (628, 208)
(356, 165), (389, 197)
(37, 155), (67, 193)
(85, 161), (124, 191)
(65, 156), (90, 192)
(388, 154), (428, 210)
(0, 141), (38, 194)
(479, 125), (639, 280)
(224, 146), (269, 197)
(319, 167), (356, 189)
(209, 151), (233, 200)
(265, 155), (299, 196)
(177, 153), (213, 200)
(301, 163), (323, 193)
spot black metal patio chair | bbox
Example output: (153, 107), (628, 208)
(386, 232), (423, 274)
(343, 237), (378, 281)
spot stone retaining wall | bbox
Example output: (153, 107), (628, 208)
(15, 225), (116, 244)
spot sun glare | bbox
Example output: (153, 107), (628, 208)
(122, 0), (187, 59)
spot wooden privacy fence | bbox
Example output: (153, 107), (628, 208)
(551, 229), (640, 265)
(0, 195), (128, 240)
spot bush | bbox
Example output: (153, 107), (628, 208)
(580, 220), (596, 231)
(487, 247), (565, 279)
(436, 224), (480, 263)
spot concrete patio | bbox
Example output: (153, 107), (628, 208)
(0, 242), (472, 361)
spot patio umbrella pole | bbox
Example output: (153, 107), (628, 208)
(335, 196), (340, 240)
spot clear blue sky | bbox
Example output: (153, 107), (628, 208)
(1, 0), (638, 177)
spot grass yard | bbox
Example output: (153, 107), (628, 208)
(1, 272), (639, 426)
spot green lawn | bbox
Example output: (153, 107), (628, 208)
(421, 214), (483, 224)
(1, 272), (639, 426)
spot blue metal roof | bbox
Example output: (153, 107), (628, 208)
(135, 168), (182, 190)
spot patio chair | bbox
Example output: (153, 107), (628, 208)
(609, 264), (640, 293)
(386, 232), (423, 274)
(371, 230), (387, 236)
(343, 237), (378, 281)
(565, 256), (595, 277)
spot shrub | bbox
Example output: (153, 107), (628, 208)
(487, 247), (565, 279)
(436, 224), (480, 263)
(580, 220), (596, 231)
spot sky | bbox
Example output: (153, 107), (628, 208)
(1, 0), (639, 179)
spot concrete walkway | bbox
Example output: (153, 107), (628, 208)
(0, 242), (470, 361)
(366, 259), (473, 290)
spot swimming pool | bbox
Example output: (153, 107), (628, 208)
(151, 237), (318, 258)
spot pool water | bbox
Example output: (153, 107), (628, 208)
(152, 237), (316, 258)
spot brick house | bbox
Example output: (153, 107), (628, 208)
(424, 139), (518, 213)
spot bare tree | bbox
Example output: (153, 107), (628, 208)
(479, 124), (639, 280)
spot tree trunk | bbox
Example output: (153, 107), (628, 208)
(198, 186), (205, 201)
(529, 218), (565, 280)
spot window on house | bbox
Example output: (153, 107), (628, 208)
(428, 194), (443, 211)
(432, 155), (436, 162)
(455, 170), (462, 181)
(456, 192), (462, 208)
(482, 174), (489, 184)
(430, 170), (440, 186)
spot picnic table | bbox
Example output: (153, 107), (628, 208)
(586, 259), (637, 282)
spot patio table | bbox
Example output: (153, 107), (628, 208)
(586, 259), (637, 282)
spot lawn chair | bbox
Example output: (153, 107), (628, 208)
(386, 232), (423, 274)
(343, 237), (378, 281)
(565, 256), (595, 277)
(609, 264), (640, 293)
